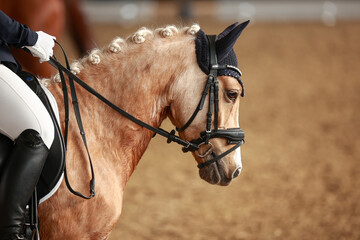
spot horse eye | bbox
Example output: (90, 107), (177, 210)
(226, 90), (239, 102)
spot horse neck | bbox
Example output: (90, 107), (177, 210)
(66, 36), (195, 184)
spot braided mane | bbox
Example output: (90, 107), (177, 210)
(43, 24), (200, 86)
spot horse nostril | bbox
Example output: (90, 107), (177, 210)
(233, 169), (241, 178)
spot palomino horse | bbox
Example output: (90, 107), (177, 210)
(38, 22), (248, 239)
(0, 0), (95, 78)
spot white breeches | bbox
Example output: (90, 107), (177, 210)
(0, 64), (54, 149)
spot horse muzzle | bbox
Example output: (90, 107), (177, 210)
(198, 147), (243, 186)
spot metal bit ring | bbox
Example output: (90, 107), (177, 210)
(196, 142), (214, 158)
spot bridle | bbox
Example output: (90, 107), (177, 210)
(46, 35), (245, 199)
(176, 35), (245, 168)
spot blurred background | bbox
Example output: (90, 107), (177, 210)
(2, 0), (360, 239)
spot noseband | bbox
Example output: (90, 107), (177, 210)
(177, 35), (245, 168)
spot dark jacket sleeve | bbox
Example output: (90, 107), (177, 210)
(0, 10), (38, 48)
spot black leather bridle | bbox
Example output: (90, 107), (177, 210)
(176, 35), (245, 168)
(47, 35), (245, 198)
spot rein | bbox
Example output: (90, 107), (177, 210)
(48, 35), (245, 197)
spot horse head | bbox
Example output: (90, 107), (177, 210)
(168, 21), (249, 186)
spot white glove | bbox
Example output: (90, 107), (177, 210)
(25, 31), (56, 63)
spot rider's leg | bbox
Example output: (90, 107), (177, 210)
(0, 64), (54, 239)
(0, 129), (49, 239)
(0, 64), (54, 148)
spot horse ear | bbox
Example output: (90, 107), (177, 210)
(216, 20), (250, 62)
(217, 22), (239, 40)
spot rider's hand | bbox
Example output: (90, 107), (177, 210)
(25, 31), (56, 63)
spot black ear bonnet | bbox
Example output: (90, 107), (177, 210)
(195, 21), (249, 95)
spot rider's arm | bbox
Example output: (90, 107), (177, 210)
(0, 10), (55, 63)
(0, 10), (38, 48)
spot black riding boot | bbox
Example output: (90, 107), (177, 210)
(0, 129), (49, 240)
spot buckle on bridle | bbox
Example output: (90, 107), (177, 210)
(205, 129), (212, 144)
(211, 64), (227, 70)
